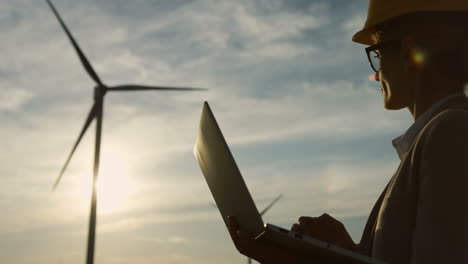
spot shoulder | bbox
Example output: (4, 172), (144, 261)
(408, 108), (468, 264)
(411, 108), (468, 178)
(422, 108), (468, 142)
(415, 108), (468, 181)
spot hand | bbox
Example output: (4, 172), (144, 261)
(228, 216), (309, 264)
(291, 213), (358, 252)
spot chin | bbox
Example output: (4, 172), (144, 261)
(384, 97), (407, 110)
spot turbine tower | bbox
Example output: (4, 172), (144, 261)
(46, 1), (206, 264)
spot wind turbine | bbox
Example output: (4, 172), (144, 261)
(45, 1), (206, 264)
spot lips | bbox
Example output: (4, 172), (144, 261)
(380, 81), (389, 96)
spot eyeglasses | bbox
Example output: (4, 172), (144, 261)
(365, 40), (400, 73)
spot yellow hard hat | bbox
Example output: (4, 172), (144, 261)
(352, 0), (468, 45)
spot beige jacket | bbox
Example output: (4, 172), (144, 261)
(359, 94), (468, 264)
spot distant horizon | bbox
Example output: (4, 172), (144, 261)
(0, 1), (414, 263)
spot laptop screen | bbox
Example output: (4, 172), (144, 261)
(194, 102), (264, 236)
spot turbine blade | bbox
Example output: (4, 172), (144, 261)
(45, 0), (103, 85)
(259, 194), (283, 216)
(52, 104), (97, 191)
(107, 85), (207, 92)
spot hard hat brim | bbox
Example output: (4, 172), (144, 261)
(352, 28), (376, 45)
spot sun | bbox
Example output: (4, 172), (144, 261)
(78, 148), (136, 214)
(98, 150), (135, 214)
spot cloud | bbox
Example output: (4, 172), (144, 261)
(0, 84), (33, 111)
(136, 235), (189, 244)
(342, 12), (367, 37)
(206, 80), (410, 146)
(98, 211), (216, 233)
(0, 76), (411, 234)
(97, 254), (194, 264)
(242, 157), (399, 221)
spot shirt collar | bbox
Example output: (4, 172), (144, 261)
(392, 92), (467, 160)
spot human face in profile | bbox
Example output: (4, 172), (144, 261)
(367, 36), (419, 110)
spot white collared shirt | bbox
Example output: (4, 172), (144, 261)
(392, 93), (467, 160)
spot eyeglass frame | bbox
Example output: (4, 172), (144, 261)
(365, 40), (400, 73)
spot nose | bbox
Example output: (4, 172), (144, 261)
(374, 72), (380, 82)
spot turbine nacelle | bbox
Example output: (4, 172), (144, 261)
(94, 85), (107, 100)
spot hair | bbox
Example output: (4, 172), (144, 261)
(372, 11), (468, 91)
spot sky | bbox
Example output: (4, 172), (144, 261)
(0, 1), (415, 263)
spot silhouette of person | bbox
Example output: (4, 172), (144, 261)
(228, 1), (468, 263)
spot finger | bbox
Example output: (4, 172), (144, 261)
(298, 216), (315, 223)
(299, 216), (317, 228)
(316, 213), (333, 226)
(318, 213), (341, 224)
(318, 213), (333, 221)
(317, 213), (344, 229)
(291, 223), (304, 233)
(298, 216), (313, 222)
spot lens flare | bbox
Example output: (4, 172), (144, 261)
(413, 51), (425, 65)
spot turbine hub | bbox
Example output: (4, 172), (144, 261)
(94, 85), (107, 100)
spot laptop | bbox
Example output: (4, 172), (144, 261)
(194, 101), (385, 264)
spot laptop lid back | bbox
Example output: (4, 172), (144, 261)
(194, 102), (264, 236)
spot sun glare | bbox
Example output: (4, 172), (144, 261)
(412, 51), (425, 65)
(78, 148), (136, 214)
